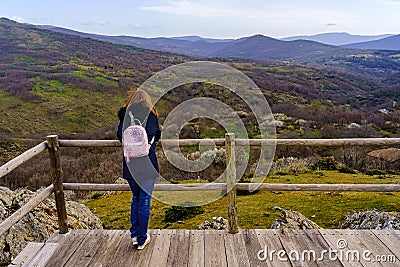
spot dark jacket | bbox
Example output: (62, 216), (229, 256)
(117, 103), (161, 180)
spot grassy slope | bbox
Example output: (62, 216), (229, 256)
(84, 171), (400, 229)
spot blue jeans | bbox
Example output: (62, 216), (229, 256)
(127, 178), (155, 245)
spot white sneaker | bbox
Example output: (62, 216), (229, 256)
(137, 234), (150, 250)
(132, 237), (138, 246)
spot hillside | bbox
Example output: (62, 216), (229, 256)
(343, 35), (400, 50)
(0, 17), (399, 140)
(0, 18), (188, 135)
(1, 18), (400, 194)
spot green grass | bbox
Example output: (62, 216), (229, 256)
(84, 170), (400, 230)
(0, 77), (125, 134)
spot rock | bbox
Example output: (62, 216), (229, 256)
(0, 186), (103, 265)
(197, 216), (228, 230)
(0, 187), (14, 207)
(347, 122), (361, 129)
(270, 206), (320, 230)
(340, 209), (400, 230)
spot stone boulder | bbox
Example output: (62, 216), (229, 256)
(197, 216), (228, 230)
(270, 206), (320, 230)
(340, 209), (400, 230)
(0, 186), (103, 265)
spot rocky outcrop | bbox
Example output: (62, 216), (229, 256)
(197, 216), (228, 230)
(270, 206), (320, 230)
(0, 186), (103, 266)
(340, 209), (400, 230)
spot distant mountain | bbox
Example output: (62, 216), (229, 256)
(32, 25), (369, 62)
(343, 35), (400, 50)
(211, 34), (350, 61)
(169, 35), (234, 43)
(282, 32), (394, 46)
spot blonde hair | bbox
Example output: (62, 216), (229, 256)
(124, 89), (158, 116)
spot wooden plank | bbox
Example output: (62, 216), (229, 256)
(10, 242), (44, 266)
(58, 138), (400, 148)
(277, 229), (314, 267)
(167, 229), (190, 267)
(0, 141), (47, 179)
(148, 229), (173, 267)
(236, 183), (400, 192)
(86, 230), (125, 266)
(58, 140), (121, 147)
(285, 229), (343, 267)
(45, 229), (90, 266)
(320, 229), (384, 267)
(244, 138), (400, 147)
(188, 230), (205, 267)
(204, 230), (227, 267)
(23, 243), (59, 267)
(371, 230), (400, 261)
(243, 229), (268, 267)
(224, 230), (250, 267)
(46, 231), (67, 243)
(63, 229), (107, 267)
(353, 230), (398, 266)
(318, 230), (362, 267)
(47, 135), (68, 234)
(133, 229), (160, 266)
(254, 229), (291, 267)
(0, 185), (54, 236)
(63, 183), (226, 191)
(105, 230), (133, 267)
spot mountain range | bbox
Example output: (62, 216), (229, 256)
(33, 23), (399, 63)
(281, 32), (394, 46)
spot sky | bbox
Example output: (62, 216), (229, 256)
(0, 0), (399, 39)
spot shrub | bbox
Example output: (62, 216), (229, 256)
(338, 166), (357, 174)
(271, 157), (313, 175)
(163, 202), (204, 223)
(312, 157), (337, 170)
(365, 169), (387, 176)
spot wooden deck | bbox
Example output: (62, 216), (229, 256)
(9, 229), (400, 267)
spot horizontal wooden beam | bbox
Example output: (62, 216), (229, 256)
(236, 183), (400, 192)
(58, 140), (121, 147)
(62, 183), (400, 192)
(57, 138), (400, 148)
(63, 183), (227, 191)
(0, 141), (48, 179)
(0, 185), (54, 236)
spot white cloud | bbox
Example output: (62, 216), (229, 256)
(80, 19), (109, 26)
(378, 0), (400, 4)
(11, 16), (24, 23)
(140, 0), (351, 24)
(326, 23), (337, 27)
(129, 23), (146, 29)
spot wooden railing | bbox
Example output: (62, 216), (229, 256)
(1, 135), (400, 236)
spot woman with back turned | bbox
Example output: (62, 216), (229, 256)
(117, 89), (161, 250)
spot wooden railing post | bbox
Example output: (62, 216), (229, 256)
(225, 133), (238, 234)
(47, 135), (68, 234)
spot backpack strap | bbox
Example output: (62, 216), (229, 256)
(128, 111), (145, 126)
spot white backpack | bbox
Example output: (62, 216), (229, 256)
(123, 111), (154, 162)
